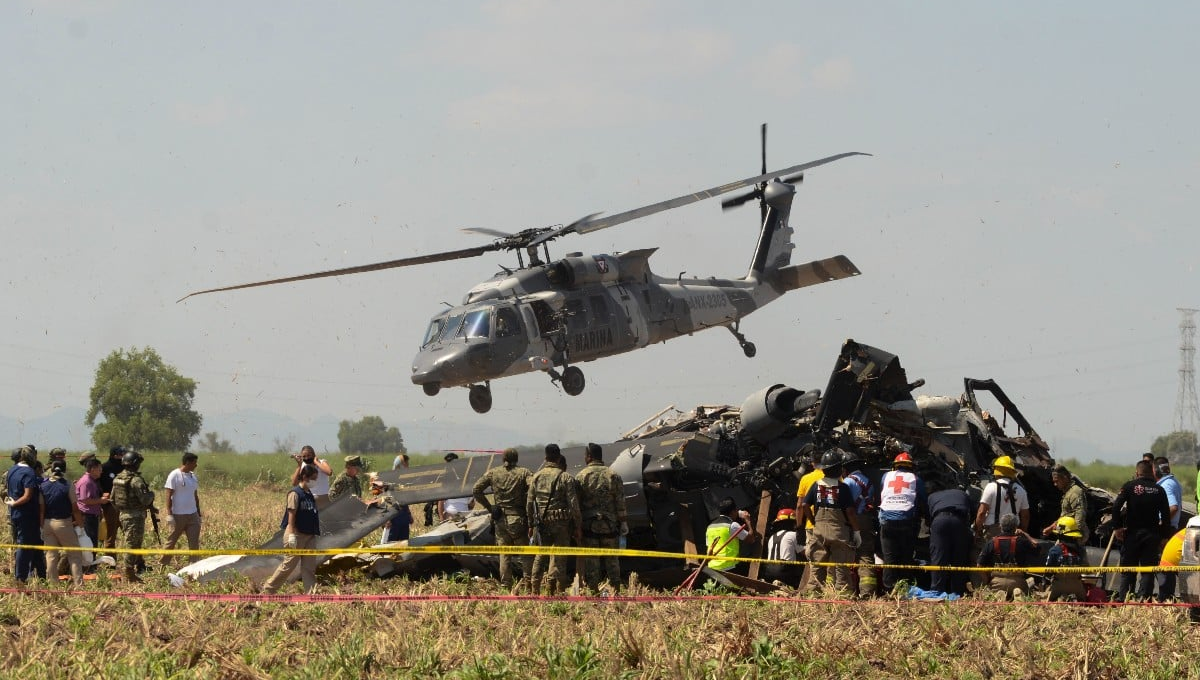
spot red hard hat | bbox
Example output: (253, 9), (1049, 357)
(893, 452), (914, 467)
(775, 508), (796, 523)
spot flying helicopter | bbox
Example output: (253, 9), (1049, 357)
(181, 126), (868, 413)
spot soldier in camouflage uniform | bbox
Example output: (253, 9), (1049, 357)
(472, 447), (533, 589)
(328, 456), (364, 503)
(526, 443), (581, 594)
(111, 450), (155, 582)
(575, 443), (628, 591)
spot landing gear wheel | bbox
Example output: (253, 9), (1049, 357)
(562, 366), (585, 396)
(742, 342), (757, 358)
(468, 384), (493, 413)
(422, 382), (441, 396)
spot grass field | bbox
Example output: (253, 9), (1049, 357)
(2, 479), (1199, 679)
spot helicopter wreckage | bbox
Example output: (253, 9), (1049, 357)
(178, 339), (1126, 592)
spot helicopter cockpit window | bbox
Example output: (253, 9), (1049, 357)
(495, 307), (521, 339)
(439, 314), (465, 343)
(421, 317), (448, 348)
(458, 310), (490, 339)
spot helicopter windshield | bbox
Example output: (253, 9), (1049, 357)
(421, 317), (448, 348)
(437, 314), (465, 343)
(457, 310), (491, 339)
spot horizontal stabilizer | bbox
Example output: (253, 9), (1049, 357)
(772, 255), (861, 292)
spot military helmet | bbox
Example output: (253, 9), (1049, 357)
(1054, 516), (1083, 539)
(121, 450), (144, 469)
(818, 450), (842, 471)
(839, 449), (862, 469)
(992, 455), (1018, 478)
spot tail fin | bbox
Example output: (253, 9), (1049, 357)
(745, 180), (798, 280)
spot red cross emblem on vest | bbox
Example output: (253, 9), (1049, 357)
(887, 475), (912, 495)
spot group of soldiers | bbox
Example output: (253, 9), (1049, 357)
(471, 443), (628, 594)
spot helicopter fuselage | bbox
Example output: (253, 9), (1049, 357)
(410, 252), (782, 391)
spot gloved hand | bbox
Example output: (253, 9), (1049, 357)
(283, 533), (298, 549)
(849, 531), (862, 549)
(490, 506), (504, 522)
(619, 521), (630, 537)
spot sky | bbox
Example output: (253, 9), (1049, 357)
(3, 1), (1199, 460)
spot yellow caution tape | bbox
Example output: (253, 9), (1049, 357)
(3, 541), (1198, 574)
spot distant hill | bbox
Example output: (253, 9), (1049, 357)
(2, 407), (1146, 464)
(1, 407), (529, 455)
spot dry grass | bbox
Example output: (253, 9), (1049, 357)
(1, 488), (1197, 679)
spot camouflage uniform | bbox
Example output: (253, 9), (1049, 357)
(328, 472), (362, 503)
(472, 463), (533, 586)
(111, 469), (155, 579)
(526, 461), (581, 594)
(575, 460), (627, 590)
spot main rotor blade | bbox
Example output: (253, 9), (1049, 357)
(178, 244), (497, 302)
(566, 151), (870, 237)
(460, 227), (513, 238)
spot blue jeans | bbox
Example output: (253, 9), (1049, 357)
(12, 513), (46, 581)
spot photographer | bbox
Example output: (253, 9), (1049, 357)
(290, 445), (332, 510)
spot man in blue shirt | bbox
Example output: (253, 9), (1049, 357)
(4, 446), (46, 582)
(1155, 457), (1183, 600)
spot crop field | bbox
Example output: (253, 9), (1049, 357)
(1, 460), (1197, 679)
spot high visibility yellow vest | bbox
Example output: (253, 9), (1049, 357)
(705, 518), (740, 571)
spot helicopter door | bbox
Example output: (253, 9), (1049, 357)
(491, 305), (526, 368)
(613, 284), (648, 347)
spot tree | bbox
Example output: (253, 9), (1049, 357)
(1150, 430), (1198, 464)
(337, 415), (405, 454)
(197, 431), (236, 454)
(86, 347), (202, 451)
(272, 434), (298, 455)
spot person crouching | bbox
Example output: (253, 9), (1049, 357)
(1045, 516), (1089, 601)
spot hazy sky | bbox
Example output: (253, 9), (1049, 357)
(4, 2), (1198, 458)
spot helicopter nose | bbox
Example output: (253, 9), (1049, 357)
(411, 344), (481, 387)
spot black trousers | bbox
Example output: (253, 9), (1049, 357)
(1116, 528), (1163, 601)
(928, 514), (970, 595)
(879, 518), (919, 593)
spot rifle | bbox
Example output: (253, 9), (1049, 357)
(148, 505), (162, 545)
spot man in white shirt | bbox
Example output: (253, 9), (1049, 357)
(162, 452), (202, 567)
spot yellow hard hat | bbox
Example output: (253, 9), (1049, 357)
(992, 455), (1018, 477)
(1054, 516), (1082, 539)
